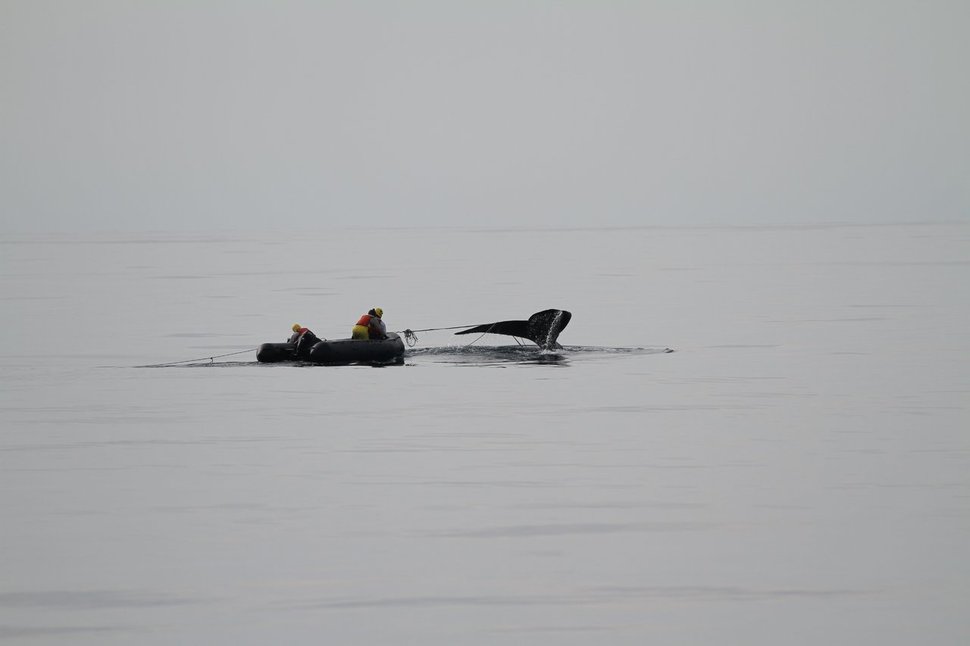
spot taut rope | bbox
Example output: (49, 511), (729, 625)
(396, 323), (495, 348)
(135, 348), (256, 368)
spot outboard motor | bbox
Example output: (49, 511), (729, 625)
(294, 330), (321, 358)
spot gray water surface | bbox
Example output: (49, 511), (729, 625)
(1, 224), (968, 644)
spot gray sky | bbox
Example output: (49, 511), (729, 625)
(2, 1), (968, 233)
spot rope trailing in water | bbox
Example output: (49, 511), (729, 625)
(135, 348), (256, 368)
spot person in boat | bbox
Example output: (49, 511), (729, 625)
(290, 323), (320, 358)
(352, 307), (386, 340)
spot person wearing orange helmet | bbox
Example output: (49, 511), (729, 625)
(351, 307), (386, 340)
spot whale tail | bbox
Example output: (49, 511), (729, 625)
(454, 309), (572, 349)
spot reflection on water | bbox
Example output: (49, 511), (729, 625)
(0, 590), (206, 610)
(283, 584), (871, 612)
(405, 344), (672, 367)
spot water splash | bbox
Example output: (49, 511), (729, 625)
(543, 309), (564, 349)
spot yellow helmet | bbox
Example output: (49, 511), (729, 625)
(374, 307), (383, 318)
(292, 323), (302, 332)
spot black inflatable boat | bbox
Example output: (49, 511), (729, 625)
(257, 333), (405, 365)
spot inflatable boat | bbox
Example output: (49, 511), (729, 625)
(256, 333), (405, 365)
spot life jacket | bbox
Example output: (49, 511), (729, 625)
(356, 314), (373, 327)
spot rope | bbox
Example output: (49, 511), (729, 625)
(396, 323), (486, 334)
(464, 331), (490, 347)
(401, 327), (514, 348)
(135, 348), (256, 368)
(396, 322), (489, 349)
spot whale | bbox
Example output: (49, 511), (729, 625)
(454, 309), (572, 349)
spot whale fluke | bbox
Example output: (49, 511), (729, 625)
(454, 309), (571, 349)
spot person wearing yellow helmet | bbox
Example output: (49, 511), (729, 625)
(289, 323), (320, 357)
(352, 308), (387, 340)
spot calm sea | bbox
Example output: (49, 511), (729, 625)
(1, 223), (968, 644)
